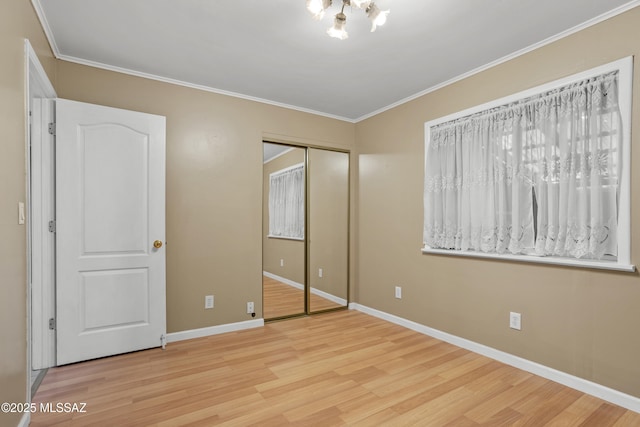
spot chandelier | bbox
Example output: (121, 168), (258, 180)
(306, 0), (390, 40)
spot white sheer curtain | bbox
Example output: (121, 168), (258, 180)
(424, 71), (620, 260)
(269, 163), (305, 239)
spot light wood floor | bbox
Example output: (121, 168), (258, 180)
(263, 275), (343, 319)
(32, 310), (639, 426)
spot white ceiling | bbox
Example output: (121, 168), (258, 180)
(33, 0), (638, 122)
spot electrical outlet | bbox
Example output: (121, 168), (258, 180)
(205, 295), (214, 309)
(247, 301), (254, 314)
(509, 312), (521, 330)
(318, 268), (323, 278)
(280, 259), (284, 267)
(395, 286), (402, 299)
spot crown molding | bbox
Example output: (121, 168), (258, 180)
(354, 0), (640, 122)
(30, 0), (640, 124)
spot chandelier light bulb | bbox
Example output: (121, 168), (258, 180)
(306, 0), (332, 20)
(366, 3), (390, 32)
(327, 12), (348, 40)
(351, 0), (371, 9)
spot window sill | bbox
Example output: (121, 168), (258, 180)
(268, 235), (304, 242)
(421, 247), (635, 273)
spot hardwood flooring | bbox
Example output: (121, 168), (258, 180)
(263, 275), (343, 319)
(32, 310), (639, 426)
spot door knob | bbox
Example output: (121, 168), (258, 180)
(153, 240), (163, 249)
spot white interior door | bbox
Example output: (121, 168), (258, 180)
(56, 99), (166, 365)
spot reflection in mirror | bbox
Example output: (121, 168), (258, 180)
(262, 143), (306, 319)
(309, 148), (349, 313)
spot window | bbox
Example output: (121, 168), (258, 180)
(423, 57), (633, 271)
(269, 163), (305, 240)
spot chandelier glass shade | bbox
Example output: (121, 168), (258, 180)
(306, 0), (390, 39)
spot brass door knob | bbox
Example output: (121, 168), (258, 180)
(153, 240), (163, 249)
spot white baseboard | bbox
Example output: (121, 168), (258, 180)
(263, 271), (303, 290)
(351, 303), (640, 414)
(309, 287), (347, 306)
(166, 319), (264, 343)
(263, 271), (347, 306)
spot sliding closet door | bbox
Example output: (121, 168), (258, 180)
(262, 143), (349, 320)
(262, 144), (306, 319)
(308, 148), (349, 313)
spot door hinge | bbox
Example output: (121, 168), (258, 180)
(48, 220), (56, 233)
(48, 318), (55, 330)
(48, 122), (56, 135)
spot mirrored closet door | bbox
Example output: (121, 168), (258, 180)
(308, 148), (349, 313)
(262, 142), (349, 321)
(262, 144), (306, 319)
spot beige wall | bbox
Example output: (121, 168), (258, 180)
(0, 1), (56, 426)
(55, 61), (355, 332)
(262, 147), (306, 285)
(355, 7), (640, 398)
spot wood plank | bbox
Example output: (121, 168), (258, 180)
(31, 310), (640, 426)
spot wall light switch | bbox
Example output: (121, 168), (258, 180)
(18, 202), (25, 225)
(319, 268), (323, 278)
(280, 259), (284, 267)
(395, 286), (402, 299)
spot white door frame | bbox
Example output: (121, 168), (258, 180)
(25, 38), (57, 403)
(30, 98), (56, 370)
